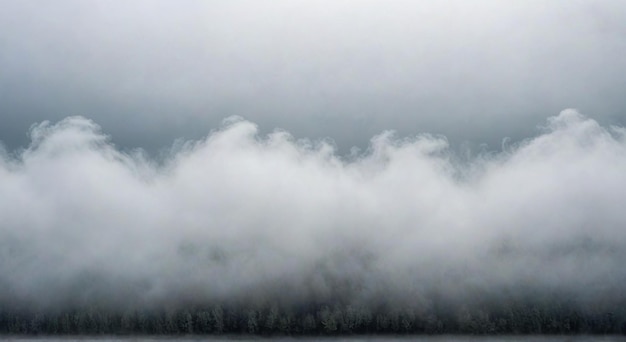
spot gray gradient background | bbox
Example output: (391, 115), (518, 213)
(2, 0), (626, 152)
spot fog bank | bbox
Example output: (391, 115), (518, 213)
(1, 109), (626, 313)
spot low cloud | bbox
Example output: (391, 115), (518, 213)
(1, 109), (626, 313)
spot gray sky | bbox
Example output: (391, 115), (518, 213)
(2, 0), (626, 153)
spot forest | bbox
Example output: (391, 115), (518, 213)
(2, 294), (625, 335)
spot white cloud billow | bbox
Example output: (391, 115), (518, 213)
(1, 109), (625, 311)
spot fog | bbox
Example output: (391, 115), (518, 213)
(1, 109), (625, 314)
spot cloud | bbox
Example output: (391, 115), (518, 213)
(1, 109), (626, 313)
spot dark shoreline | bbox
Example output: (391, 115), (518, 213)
(2, 304), (625, 336)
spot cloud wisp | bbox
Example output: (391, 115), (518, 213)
(1, 109), (626, 314)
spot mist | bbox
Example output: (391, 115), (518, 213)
(1, 109), (625, 321)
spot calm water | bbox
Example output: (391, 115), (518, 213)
(2, 337), (626, 342)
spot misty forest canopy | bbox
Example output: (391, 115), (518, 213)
(1, 109), (626, 335)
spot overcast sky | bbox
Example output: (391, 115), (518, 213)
(2, 0), (626, 153)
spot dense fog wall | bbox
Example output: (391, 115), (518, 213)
(1, 110), (626, 319)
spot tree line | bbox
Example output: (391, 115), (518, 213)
(1, 300), (625, 335)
